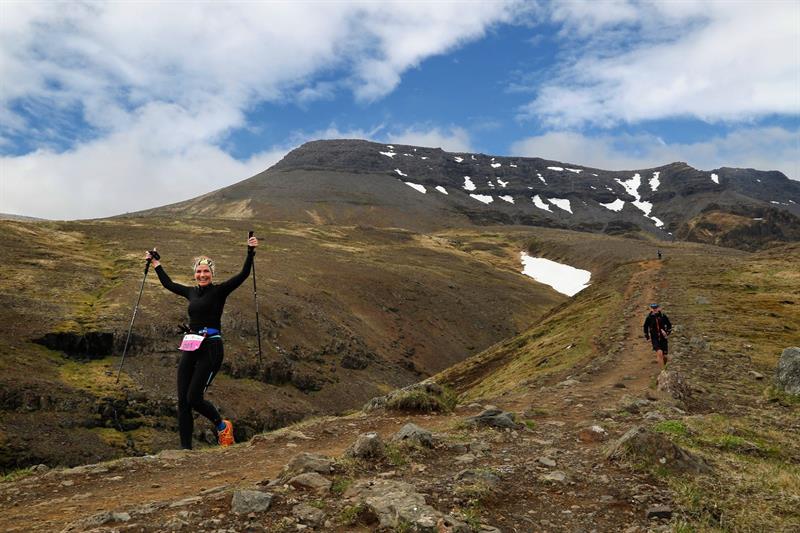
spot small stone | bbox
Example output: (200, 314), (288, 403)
(646, 505), (673, 519)
(538, 457), (556, 467)
(577, 425), (607, 443)
(454, 453), (476, 464)
(748, 370), (765, 380)
(111, 512), (131, 522)
(541, 471), (567, 483)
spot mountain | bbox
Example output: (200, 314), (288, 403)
(138, 139), (800, 250)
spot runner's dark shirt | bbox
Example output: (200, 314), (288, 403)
(155, 251), (254, 331)
(643, 311), (672, 341)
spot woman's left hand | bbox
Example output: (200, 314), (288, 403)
(247, 236), (259, 248)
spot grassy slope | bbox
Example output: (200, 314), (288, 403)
(439, 240), (800, 532)
(0, 218), (561, 470)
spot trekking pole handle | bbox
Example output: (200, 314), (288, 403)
(248, 231), (255, 253)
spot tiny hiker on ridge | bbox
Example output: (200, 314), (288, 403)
(643, 302), (672, 369)
(145, 234), (258, 449)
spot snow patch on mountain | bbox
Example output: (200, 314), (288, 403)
(548, 198), (572, 213)
(405, 182), (426, 194)
(463, 176), (476, 191)
(532, 195), (552, 212)
(649, 171), (660, 192)
(435, 186), (448, 195)
(500, 195), (514, 204)
(470, 194), (493, 204)
(520, 252), (591, 297)
(394, 169), (407, 177)
(600, 198), (625, 212)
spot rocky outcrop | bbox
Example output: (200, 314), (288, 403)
(775, 347), (800, 395)
(607, 426), (713, 474)
(343, 479), (469, 531)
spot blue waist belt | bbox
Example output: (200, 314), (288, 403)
(199, 327), (221, 337)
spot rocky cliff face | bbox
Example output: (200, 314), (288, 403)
(142, 139), (800, 249)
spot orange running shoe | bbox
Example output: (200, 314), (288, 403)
(217, 420), (234, 447)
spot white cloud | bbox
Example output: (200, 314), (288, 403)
(388, 126), (473, 153)
(0, 2), (521, 218)
(523, 1), (800, 127)
(510, 127), (799, 179)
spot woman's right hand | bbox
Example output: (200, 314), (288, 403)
(145, 249), (160, 268)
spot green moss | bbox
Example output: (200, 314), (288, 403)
(331, 477), (353, 496)
(338, 503), (368, 526)
(1, 467), (33, 483)
(653, 420), (690, 438)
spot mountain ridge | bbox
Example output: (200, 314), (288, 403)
(131, 139), (800, 250)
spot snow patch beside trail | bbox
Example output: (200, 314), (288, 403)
(650, 171), (660, 192)
(711, 173), (719, 184)
(404, 182), (426, 194)
(435, 186), (448, 195)
(380, 151), (396, 158)
(532, 195), (551, 212)
(470, 194), (493, 204)
(548, 198), (572, 213)
(600, 198), (625, 212)
(463, 176), (476, 191)
(499, 195), (514, 204)
(520, 252), (591, 297)
(547, 166), (564, 171)
(394, 169), (407, 177)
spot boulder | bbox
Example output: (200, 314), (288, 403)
(344, 479), (468, 531)
(390, 423), (434, 448)
(607, 426), (713, 474)
(281, 452), (334, 478)
(231, 490), (273, 514)
(775, 347), (800, 395)
(346, 432), (385, 459)
(292, 503), (325, 526)
(464, 408), (519, 429)
(657, 370), (692, 401)
(288, 472), (332, 495)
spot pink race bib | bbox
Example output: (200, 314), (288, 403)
(179, 334), (205, 351)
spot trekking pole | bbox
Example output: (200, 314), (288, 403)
(116, 249), (159, 383)
(248, 231), (263, 366)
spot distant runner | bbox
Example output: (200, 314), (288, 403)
(643, 303), (672, 368)
(145, 235), (258, 449)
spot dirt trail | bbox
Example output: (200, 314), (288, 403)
(1, 259), (673, 532)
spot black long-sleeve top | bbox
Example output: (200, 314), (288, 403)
(643, 311), (672, 341)
(155, 250), (254, 332)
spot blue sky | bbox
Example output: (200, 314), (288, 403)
(1, 1), (798, 219)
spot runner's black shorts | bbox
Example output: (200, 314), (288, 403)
(650, 336), (669, 355)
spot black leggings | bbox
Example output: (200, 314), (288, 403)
(177, 337), (224, 449)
